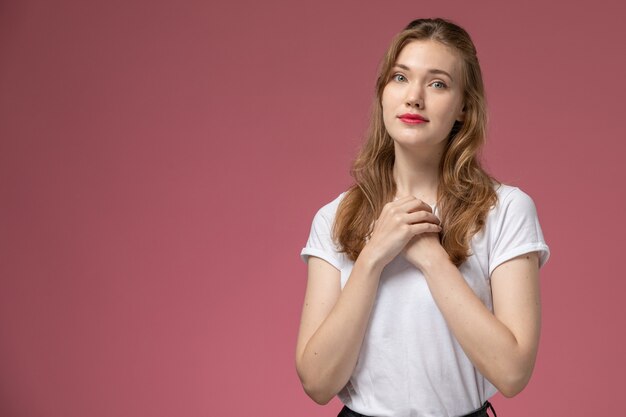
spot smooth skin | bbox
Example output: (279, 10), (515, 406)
(295, 40), (541, 404)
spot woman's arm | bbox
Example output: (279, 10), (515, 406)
(295, 252), (383, 404)
(296, 197), (441, 404)
(405, 236), (541, 397)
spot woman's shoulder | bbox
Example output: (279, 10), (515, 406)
(494, 182), (523, 199)
(492, 183), (538, 213)
(484, 182), (550, 271)
(312, 190), (348, 220)
(301, 191), (350, 266)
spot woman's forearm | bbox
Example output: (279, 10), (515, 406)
(418, 250), (540, 397)
(297, 251), (383, 404)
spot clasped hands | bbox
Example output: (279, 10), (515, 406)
(365, 195), (448, 271)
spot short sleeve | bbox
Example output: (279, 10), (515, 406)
(300, 194), (345, 271)
(488, 187), (550, 276)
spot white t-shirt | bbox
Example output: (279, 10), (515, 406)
(300, 184), (550, 417)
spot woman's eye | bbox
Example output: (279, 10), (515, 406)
(392, 74), (407, 82)
(431, 81), (447, 89)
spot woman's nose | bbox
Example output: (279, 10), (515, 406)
(405, 83), (424, 108)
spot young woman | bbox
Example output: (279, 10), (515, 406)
(296, 18), (550, 417)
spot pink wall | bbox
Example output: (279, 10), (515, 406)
(1, 0), (624, 416)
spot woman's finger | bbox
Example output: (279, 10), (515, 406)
(396, 197), (433, 214)
(404, 211), (440, 225)
(409, 222), (442, 235)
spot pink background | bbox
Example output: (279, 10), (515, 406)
(1, 0), (624, 416)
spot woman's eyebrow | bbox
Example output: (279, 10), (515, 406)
(393, 63), (454, 81)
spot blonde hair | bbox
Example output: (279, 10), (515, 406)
(333, 18), (498, 266)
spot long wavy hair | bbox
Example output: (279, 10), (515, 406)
(333, 17), (498, 266)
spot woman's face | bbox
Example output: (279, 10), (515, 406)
(381, 40), (466, 152)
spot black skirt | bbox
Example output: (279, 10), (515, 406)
(337, 400), (497, 417)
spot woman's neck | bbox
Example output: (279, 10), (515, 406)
(392, 144), (443, 206)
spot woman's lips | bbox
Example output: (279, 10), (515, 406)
(398, 114), (428, 125)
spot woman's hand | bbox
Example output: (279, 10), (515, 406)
(403, 231), (448, 271)
(362, 196), (441, 268)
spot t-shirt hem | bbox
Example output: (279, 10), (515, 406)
(489, 242), (550, 276)
(301, 247), (342, 271)
(485, 383), (498, 400)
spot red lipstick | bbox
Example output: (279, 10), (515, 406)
(398, 113), (428, 124)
